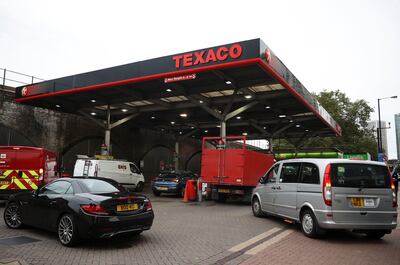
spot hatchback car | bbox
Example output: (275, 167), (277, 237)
(4, 177), (154, 246)
(151, 171), (198, 197)
(252, 159), (398, 239)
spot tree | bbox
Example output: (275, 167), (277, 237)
(306, 90), (377, 158)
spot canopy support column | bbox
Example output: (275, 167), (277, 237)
(220, 121), (226, 137)
(105, 104), (111, 155)
(174, 141), (179, 171)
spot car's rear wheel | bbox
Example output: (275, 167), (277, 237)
(153, 190), (161, 196)
(300, 209), (321, 238)
(136, 182), (144, 192)
(365, 230), (386, 240)
(58, 214), (79, 247)
(252, 197), (263, 217)
(4, 202), (23, 229)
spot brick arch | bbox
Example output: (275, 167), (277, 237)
(184, 150), (202, 170)
(138, 144), (175, 162)
(60, 135), (129, 173)
(61, 135), (104, 156)
(0, 122), (37, 146)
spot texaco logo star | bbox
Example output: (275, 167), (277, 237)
(21, 86), (28, 96)
(265, 48), (271, 64)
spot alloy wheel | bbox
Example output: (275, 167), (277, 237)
(58, 216), (73, 245)
(4, 204), (22, 228)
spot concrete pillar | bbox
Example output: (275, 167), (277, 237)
(174, 141), (179, 171)
(269, 137), (273, 152)
(220, 121), (226, 138)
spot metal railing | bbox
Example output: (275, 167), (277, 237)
(0, 68), (45, 93)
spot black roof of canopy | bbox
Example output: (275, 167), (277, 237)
(15, 38), (341, 140)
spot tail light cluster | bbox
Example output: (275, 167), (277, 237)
(390, 178), (397, 208)
(144, 199), (153, 211)
(81, 204), (109, 215)
(323, 164), (332, 206)
(387, 167), (397, 208)
(38, 168), (44, 181)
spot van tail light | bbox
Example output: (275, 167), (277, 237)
(38, 168), (44, 181)
(144, 199), (153, 211)
(323, 164), (332, 206)
(81, 204), (109, 215)
(390, 178), (397, 208)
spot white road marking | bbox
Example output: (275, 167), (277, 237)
(245, 229), (293, 255)
(228, 227), (282, 252)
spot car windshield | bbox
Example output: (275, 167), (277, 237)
(79, 179), (124, 193)
(331, 163), (390, 188)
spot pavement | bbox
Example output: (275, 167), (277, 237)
(0, 189), (399, 265)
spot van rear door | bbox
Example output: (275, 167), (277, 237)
(15, 149), (41, 190)
(0, 149), (16, 188)
(330, 163), (393, 224)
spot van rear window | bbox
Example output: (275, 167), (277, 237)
(331, 163), (390, 188)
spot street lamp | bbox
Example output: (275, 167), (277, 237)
(377, 96), (397, 157)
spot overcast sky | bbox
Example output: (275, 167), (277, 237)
(1, 0), (399, 159)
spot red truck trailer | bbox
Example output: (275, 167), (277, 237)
(0, 146), (58, 199)
(201, 136), (274, 202)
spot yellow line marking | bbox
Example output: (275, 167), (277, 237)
(228, 227), (282, 252)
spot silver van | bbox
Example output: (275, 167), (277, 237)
(252, 159), (398, 238)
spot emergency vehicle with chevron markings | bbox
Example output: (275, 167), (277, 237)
(0, 146), (58, 199)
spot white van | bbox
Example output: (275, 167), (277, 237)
(73, 157), (145, 191)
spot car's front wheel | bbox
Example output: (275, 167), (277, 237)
(58, 214), (80, 247)
(136, 182), (144, 192)
(4, 202), (23, 229)
(252, 197), (263, 217)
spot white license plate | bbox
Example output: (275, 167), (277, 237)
(364, 198), (375, 207)
(158, 187), (168, 191)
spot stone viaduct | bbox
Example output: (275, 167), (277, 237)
(0, 89), (202, 180)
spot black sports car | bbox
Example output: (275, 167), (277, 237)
(3, 177), (154, 246)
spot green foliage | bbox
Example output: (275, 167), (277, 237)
(307, 90), (377, 158)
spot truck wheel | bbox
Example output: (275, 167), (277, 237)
(135, 182), (144, 192)
(153, 190), (161, 197)
(4, 202), (23, 229)
(252, 197), (263, 217)
(217, 194), (227, 202)
(58, 214), (80, 247)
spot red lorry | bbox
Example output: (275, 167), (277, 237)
(0, 146), (58, 199)
(201, 136), (274, 202)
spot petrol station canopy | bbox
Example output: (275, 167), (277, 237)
(15, 38), (341, 140)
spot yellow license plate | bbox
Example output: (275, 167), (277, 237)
(0, 180), (10, 185)
(352, 197), (364, 208)
(116, 203), (138, 212)
(158, 187), (168, 191)
(218, 188), (230, 193)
